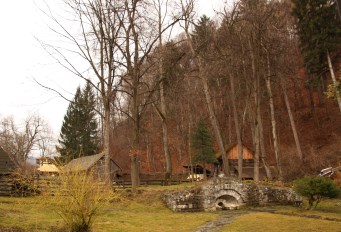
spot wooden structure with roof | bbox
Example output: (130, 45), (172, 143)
(218, 144), (272, 180)
(0, 146), (17, 174)
(0, 146), (18, 196)
(63, 153), (122, 180)
(36, 157), (59, 175)
(226, 144), (254, 167)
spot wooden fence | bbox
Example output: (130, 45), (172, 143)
(113, 179), (190, 188)
(0, 174), (192, 196)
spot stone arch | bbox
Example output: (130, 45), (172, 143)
(215, 189), (244, 210)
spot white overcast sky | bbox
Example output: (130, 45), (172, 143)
(0, 0), (229, 135)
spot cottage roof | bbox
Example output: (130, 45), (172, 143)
(227, 144), (254, 160)
(38, 164), (60, 173)
(0, 146), (17, 174)
(63, 153), (122, 173)
(63, 153), (105, 172)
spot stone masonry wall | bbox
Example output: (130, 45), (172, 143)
(163, 178), (302, 212)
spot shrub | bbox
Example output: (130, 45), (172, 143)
(293, 176), (340, 209)
(47, 169), (112, 232)
(10, 166), (40, 197)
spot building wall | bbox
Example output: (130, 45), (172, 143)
(0, 148), (16, 174)
(227, 145), (254, 160)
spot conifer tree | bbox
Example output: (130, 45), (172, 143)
(57, 83), (99, 163)
(292, 0), (341, 112)
(191, 15), (216, 59)
(191, 120), (217, 178)
(292, 0), (341, 79)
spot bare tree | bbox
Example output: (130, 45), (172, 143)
(152, 0), (173, 184)
(0, 115), (52, 166)
(41, 0), (181, 190)
(113, 0), (181, 190)
(179, 0), (230, 175)
(40, 0), (124, 183)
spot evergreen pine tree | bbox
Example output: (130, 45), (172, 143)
(191, 120), (217, 177)
(57, 83), (99, 163)
(191, 15), (215, 58)
(79, 83), (99, 157)
(292, 0), (341, 78)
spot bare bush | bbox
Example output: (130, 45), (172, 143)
(46, 168), (112, 232)
(9, 166), (40, 197)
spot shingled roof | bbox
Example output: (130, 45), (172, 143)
(63, 152), (122, 173)
(63, 153), (105, 172)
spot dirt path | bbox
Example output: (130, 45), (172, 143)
(195, 210), (249, 232)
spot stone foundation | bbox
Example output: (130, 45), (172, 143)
(163, 178), (302, 212)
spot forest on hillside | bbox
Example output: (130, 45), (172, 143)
(1, 0), (341, 183)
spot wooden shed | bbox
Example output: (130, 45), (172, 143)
(36, 157), (59, 176)
(63, 153), (122, 180)
(217, 144), (254, 167)
(0, 146), (17, 174)
(0, 146), (18, 196)
(217, 144), (273, 180)
(226, 144), (254, 163)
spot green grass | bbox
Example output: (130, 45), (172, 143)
(222, 212), (341, 232)
(0, 196), (63, 231)
(222, 198), (341, 232)
(276, 198), (341, 220)
(95, 201), (216, 232)
(0, 183), (217, 232)
(1, 184), (340, 232)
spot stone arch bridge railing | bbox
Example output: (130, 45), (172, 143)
(163, 178), (302, 212)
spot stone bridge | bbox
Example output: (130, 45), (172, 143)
(163, 178), (302, 212)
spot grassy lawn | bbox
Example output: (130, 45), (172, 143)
(277, 198), (341, 220)
(223, 212), (341, 232)
(1, 183), (341, 232)
(0, 184), (218, 232)
(223, 198), (341, 232)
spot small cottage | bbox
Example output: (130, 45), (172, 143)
(0, 146), (18, 196)
(219, 144), (271, 180)
(226, 144), (254, 166)
(36, 157), (59, 176)
(63, 152), (122, 180)
(183, 165), (212, 180)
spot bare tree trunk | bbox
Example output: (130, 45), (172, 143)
(229, 74), (243, 179)
(176, 123), (183, 161)
(327, 51), (341, 113)
(188, 118), (194, 182)
(281, 80), (303, 160)
(265, 53), (282, 179)
(249, 38), (260, 181)
(257, 110), (272, 180)
(103, 105), (112, 183)
(160, 85), (172, 184)
(180, 2), (229, 175)
(131, 77), (140, 192)
(131, 154), (139, 190)
(253, 114), (260, 182)
(200, 67), (229, 175)
(146, 135), (151, 173)
(156, 0), (172, 184)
